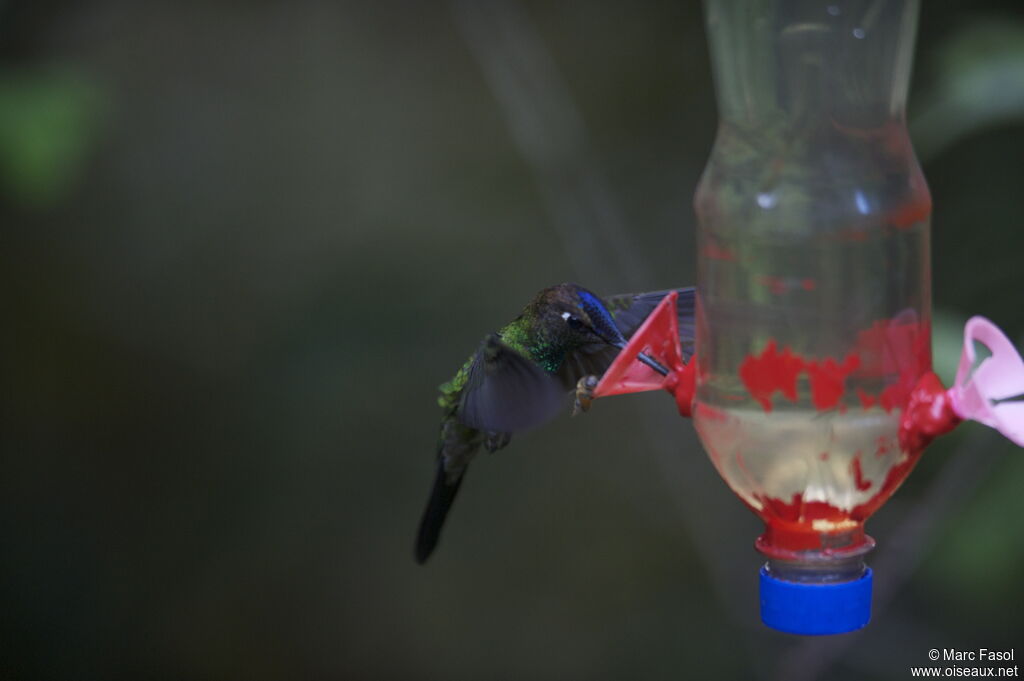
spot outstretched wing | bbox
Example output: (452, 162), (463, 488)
(457, 334), (566, 433)
(556, 287), (696, 389)
(606, 287), (696, 359)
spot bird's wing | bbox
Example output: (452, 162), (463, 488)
(605, 287), (696, 359)
(457, 334), (566, 432)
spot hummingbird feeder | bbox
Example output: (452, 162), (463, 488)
(591, 0), (1024, 636)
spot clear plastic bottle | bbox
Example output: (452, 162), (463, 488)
(692, 0), (930, 633)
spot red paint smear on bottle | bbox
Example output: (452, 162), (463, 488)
(737, 316), (933, 415)
(749, 373), (958, 556)
(755, 493), (868, 554)
(850, 453), (872, 491)
(854, 315), (931, 379)
(849, 452), (923, 521)
(747, 379), (959, 556)
(856, 388), (877, 409)
(888, 191), (932, 230)
(853, 315), (932, 413)
(724, 318), (952, 558)
(740, 342), (860, 412)
(880, 381), (912, 413)
(843, 377), (957, 522)
(753, 438), (939, 554)
(738, 340), (805, 412)
(805, 354), (860, 410)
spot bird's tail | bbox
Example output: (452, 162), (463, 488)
(414, 460), (464, 564)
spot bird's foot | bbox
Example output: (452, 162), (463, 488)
(484, 430), (512, 453)
(573, 375), (600, 416)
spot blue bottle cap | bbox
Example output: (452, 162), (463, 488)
(759, 565), (872, 635)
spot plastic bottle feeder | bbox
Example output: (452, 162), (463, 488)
(591, 0), (1024, 636)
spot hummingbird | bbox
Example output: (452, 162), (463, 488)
(415, 282), (695, 564)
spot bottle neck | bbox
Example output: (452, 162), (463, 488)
(764, 543), (874, 584)
(703, 0), (919, 130)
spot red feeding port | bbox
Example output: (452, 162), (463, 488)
(593, 291), (695, 417)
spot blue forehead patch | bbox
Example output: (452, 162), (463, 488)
(577, 289), (626, 344)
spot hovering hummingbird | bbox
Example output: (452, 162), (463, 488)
(415, 283), (695, 563)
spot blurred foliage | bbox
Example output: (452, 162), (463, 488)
(923, 446), (1024, 614)
(0, 67), (102, 205)
(1, 2), (1023, 681)
(912, 16), (1024, 161)
(931, 308), (969, 386)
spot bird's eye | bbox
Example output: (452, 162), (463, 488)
(561, 310), (585, 330)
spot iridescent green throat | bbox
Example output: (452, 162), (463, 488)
(499, 317), (564, 375)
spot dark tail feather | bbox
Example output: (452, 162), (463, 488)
(414, 460), (464, 564)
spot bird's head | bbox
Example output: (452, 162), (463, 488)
(531, 283), (628, 350)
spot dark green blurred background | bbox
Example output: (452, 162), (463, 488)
(3, 2), (1024, 680)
